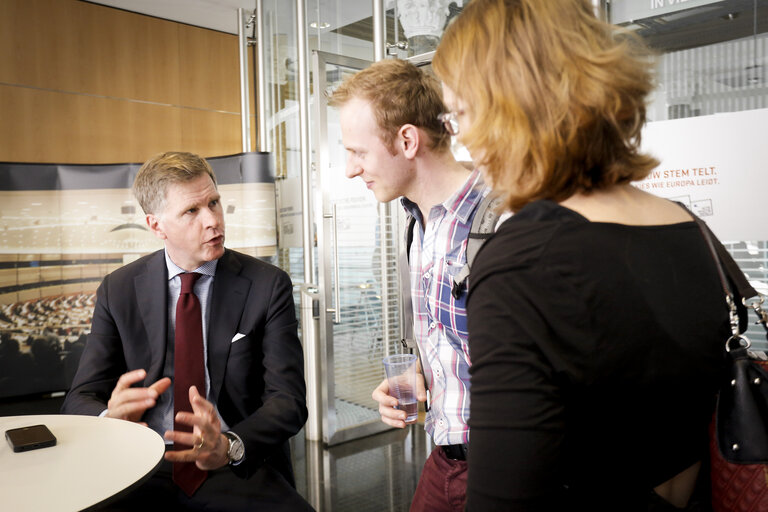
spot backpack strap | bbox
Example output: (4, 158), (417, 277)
(451, 193), (503, 299)
(399, 215), (431, 407)
(400, 215), (417, 349)
(405, 215), (416, 264)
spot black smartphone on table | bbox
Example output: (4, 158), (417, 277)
(5, 424), (57, 452)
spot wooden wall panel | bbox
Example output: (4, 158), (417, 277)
(0, 85), (183, 163)
(0, 0), (182, 105)
(180, 109), (242, 158)
(81, 4), (182, 105)
(0, 0), (252, 164)
(179, 25), (240, 114)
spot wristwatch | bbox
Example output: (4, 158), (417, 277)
(224, 431), (245, 465)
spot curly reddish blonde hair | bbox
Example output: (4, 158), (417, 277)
(432, 0), (658, 212)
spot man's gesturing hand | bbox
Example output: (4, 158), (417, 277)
(163, 385), (230, 471)
(106, 369), (171, 424)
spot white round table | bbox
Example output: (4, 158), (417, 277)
(0, 414), (165, 511)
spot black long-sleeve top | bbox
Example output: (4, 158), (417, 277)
(466, 200), (728, 511)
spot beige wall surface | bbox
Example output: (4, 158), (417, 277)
(0, 0), (256, 164)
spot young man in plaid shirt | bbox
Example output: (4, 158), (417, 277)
(330, 59), (493, 512)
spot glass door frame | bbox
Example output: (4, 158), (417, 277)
(312, 49), (395, 446)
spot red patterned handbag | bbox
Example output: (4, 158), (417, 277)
(695, 214), (768, 512)
(710, 401), (768, 512)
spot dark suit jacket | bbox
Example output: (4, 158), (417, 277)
(62, 249), (308, 483)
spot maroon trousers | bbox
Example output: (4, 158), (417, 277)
(410, 446), (468, 512)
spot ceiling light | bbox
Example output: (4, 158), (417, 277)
(310, 21), (330, 29)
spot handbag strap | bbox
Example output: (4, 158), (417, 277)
(681, 203), (757, 342)
(691, 216), (758, 301)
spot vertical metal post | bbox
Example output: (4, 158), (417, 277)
(373, 0), (392, 353)
(255, 0), (269, 152)
(305, 438), (327, 510)
(592, 0), (607, 20)
(296, 0), (313, 283)
(238, 8), (253, 153)
(296, 0), (322, 444)
(373, 0), (385, 62)
(312, 50), (336, 445)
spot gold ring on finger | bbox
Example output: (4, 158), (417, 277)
(195, 435), (204, 450)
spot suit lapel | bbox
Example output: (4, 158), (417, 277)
(135, 251), (169, 385)
(208, 250), (250, 400)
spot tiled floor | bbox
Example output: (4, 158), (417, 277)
(291, 423), (432, 512)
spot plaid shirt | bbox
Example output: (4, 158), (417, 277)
(402, 169), (491, 446)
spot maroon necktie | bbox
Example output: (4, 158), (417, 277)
(172, 272), (208, 496)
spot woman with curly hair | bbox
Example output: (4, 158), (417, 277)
(433, 1), (727, 509)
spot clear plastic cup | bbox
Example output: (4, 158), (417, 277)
(382, 353), (418, 423)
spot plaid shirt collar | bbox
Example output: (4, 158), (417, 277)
(401, 168), (485, 225)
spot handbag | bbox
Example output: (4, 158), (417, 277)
(694, 216), (768, 464)
(693, 214), (768, 511)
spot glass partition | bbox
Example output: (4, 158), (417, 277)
(262, 0), (405, 445)
(610, 0), (768, 348)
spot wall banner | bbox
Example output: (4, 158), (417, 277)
(0, 152), (277, 400)
(637, 108), (768, 241)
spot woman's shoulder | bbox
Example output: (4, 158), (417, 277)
(499, 198), (588, 229)
(487, 199), (585, 250)
(471, 200), (584, 282)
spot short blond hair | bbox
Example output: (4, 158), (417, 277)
(433, 0), (658, 211)
(329, 58), (450, 154)
(133, 152), (217, 215)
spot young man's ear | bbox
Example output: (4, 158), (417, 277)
(398, 124), (421, 159)
(146, 213), (167, 240)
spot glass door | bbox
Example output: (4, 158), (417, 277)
(313, 50), (402, 445)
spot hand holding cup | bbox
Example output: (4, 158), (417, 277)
(382, 354), (419, 424)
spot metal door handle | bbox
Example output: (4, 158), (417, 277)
(324, 203), (341, 324)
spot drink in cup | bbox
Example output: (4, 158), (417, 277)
(382, 353), (419, 424)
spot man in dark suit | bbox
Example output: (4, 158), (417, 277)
(62, 151), (312, 511)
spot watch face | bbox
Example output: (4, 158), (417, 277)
(228, 435), (244, 462)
